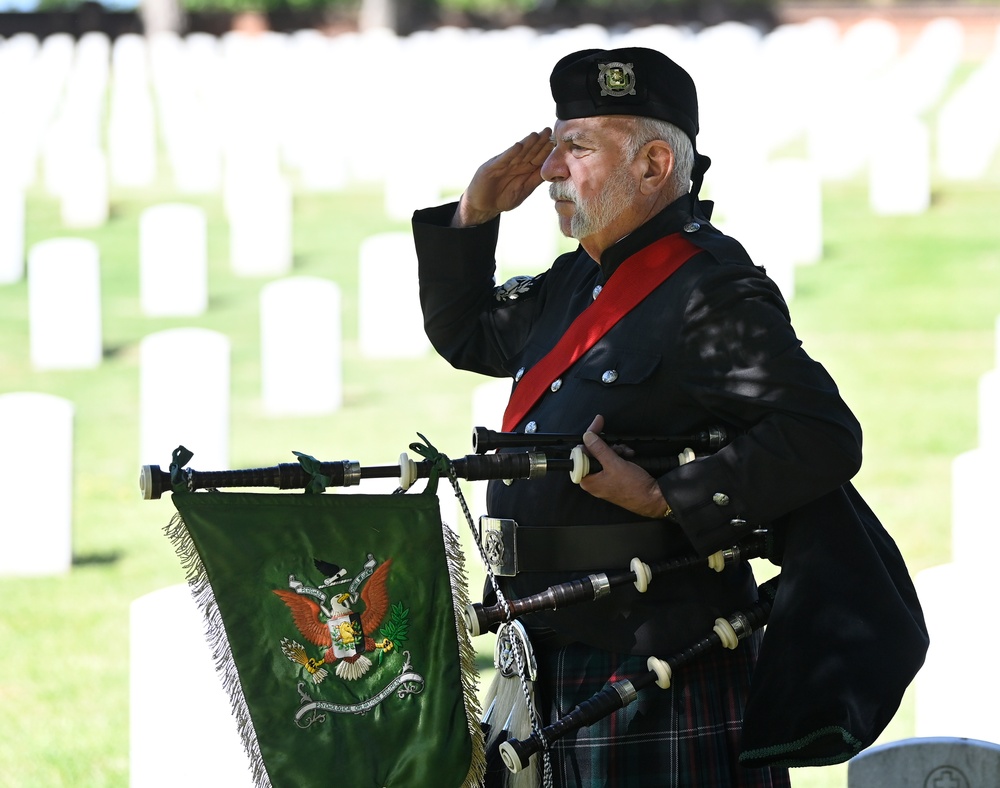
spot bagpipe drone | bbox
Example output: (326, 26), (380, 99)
(141, 426), (928, 787)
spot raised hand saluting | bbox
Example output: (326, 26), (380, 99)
(451, 128), (554, 228)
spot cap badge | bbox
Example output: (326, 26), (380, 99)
(598, 62), (636, 97)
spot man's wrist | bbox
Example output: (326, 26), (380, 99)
(451, 197), (498, 228)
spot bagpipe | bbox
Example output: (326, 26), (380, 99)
(141, 425), (929, 787)
(140, 425), (732, 500)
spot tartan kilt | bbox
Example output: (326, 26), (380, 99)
(531, 630), (791, 788)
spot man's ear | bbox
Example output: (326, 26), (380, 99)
(637, 140), (674, 195)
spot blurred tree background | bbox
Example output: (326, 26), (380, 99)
(0, 0), (811, 39)
(2, 0), (1000, 41)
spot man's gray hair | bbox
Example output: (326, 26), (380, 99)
(624, 117), (695, 198)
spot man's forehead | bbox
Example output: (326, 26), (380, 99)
(552, 115), (633, 142)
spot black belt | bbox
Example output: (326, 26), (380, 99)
(479, 517), (679, 576)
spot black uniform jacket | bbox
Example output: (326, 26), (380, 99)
(413, 193), (862, 653)
(413, 194), (928, 766)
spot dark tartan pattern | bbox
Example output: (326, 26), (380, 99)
(531, 631), (791, 788)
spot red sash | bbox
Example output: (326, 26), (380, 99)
(501, 233), (700, 432)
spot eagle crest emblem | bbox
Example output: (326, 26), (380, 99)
(273, 555), (408, 682)
(272, 554), (426, 727)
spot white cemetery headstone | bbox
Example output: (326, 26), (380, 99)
(869, 115), (931, 216)
(228, 174), (293, 277)
(767, 158), (823, 265)
(936, 59), (1000, 181)
(977, 369), (1000, 449)
(109, 35), (158, 189)
(876, 18), (964, 120)
(803, 19), (900, 183)
(260, 276), (342, 416)
(0, 122), (37, 194)
(0, 392), (74, 576)
(28, 237), (103, 370)
(139, 204), (208, 317)
(806, 105), (871, 182)
(59, 146), (110, 228)
(42, 127), (77, 198)
(130, 584), (255, 787)
(0, 186), (26, 284)
(280, 36), (350, 193)
(756, 21), (840, 154)
(848, 737), (1000, 787)
(108, 85), (158, 188)
(914, 563), (1000, 744)
(995, 314), (1000, 370)
(149, 33), (223, 194)
(839, 18), (900, 78)
(711, 164), (796, 302)
(139, 327), (230, 471)
(0, 33), (43, 190)
(473, 377), (511, 434)
(496, 187), (561, 280)
(357, 232), (430, 358)
(950, 448), (1000, 567)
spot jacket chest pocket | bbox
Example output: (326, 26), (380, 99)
(572, 346), (661, 388)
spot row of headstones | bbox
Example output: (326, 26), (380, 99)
(3, 213), (426, 356)
(2, 22), (995, 302)
(907, 318), (1000, 749)
(0, 22), (990, 340)
(0, 227), (429, 576)
(0, 177), (292, 290)
(2, 18), (998, 232)
(848, 323), (1000, 780)
(143, 18), (998, 200)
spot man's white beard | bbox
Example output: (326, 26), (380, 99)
(549, 162), (639, 240)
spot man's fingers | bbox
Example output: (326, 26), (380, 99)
(503, 128), (553, 170)
(582, 430), (618, 466)
(524, 128), (554, 163)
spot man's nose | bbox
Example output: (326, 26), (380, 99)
(540, 149), (564, 182)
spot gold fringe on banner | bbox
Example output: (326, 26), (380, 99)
(442, 521), (488, 787)
(164, 511), (272, 788)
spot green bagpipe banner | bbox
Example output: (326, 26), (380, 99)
(166, 485), (486, 787)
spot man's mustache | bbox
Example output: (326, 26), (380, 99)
(549, 183), (578, 203)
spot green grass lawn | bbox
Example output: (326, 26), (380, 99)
(1, 124), (999, 786)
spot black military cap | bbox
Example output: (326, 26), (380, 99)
(549, 47), (699, 145)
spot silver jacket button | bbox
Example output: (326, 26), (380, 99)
(683, 221), (701, 233)
(730, 518), (748, 528)
(712, 492), (730, 506)
(525, 421), (537, 434)
(601, 369), (619, 384)
(592, 285), (603, 300)
(550, 378), (562, 393)
(514, 367), (525, 382)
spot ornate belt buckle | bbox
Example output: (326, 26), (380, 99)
(479, 516), (518, 577)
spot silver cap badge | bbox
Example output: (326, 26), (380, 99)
(598, 62), (636, 97)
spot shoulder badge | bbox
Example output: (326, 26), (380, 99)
(598, 62), (636, 97)
(494, 275), (537, 303)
